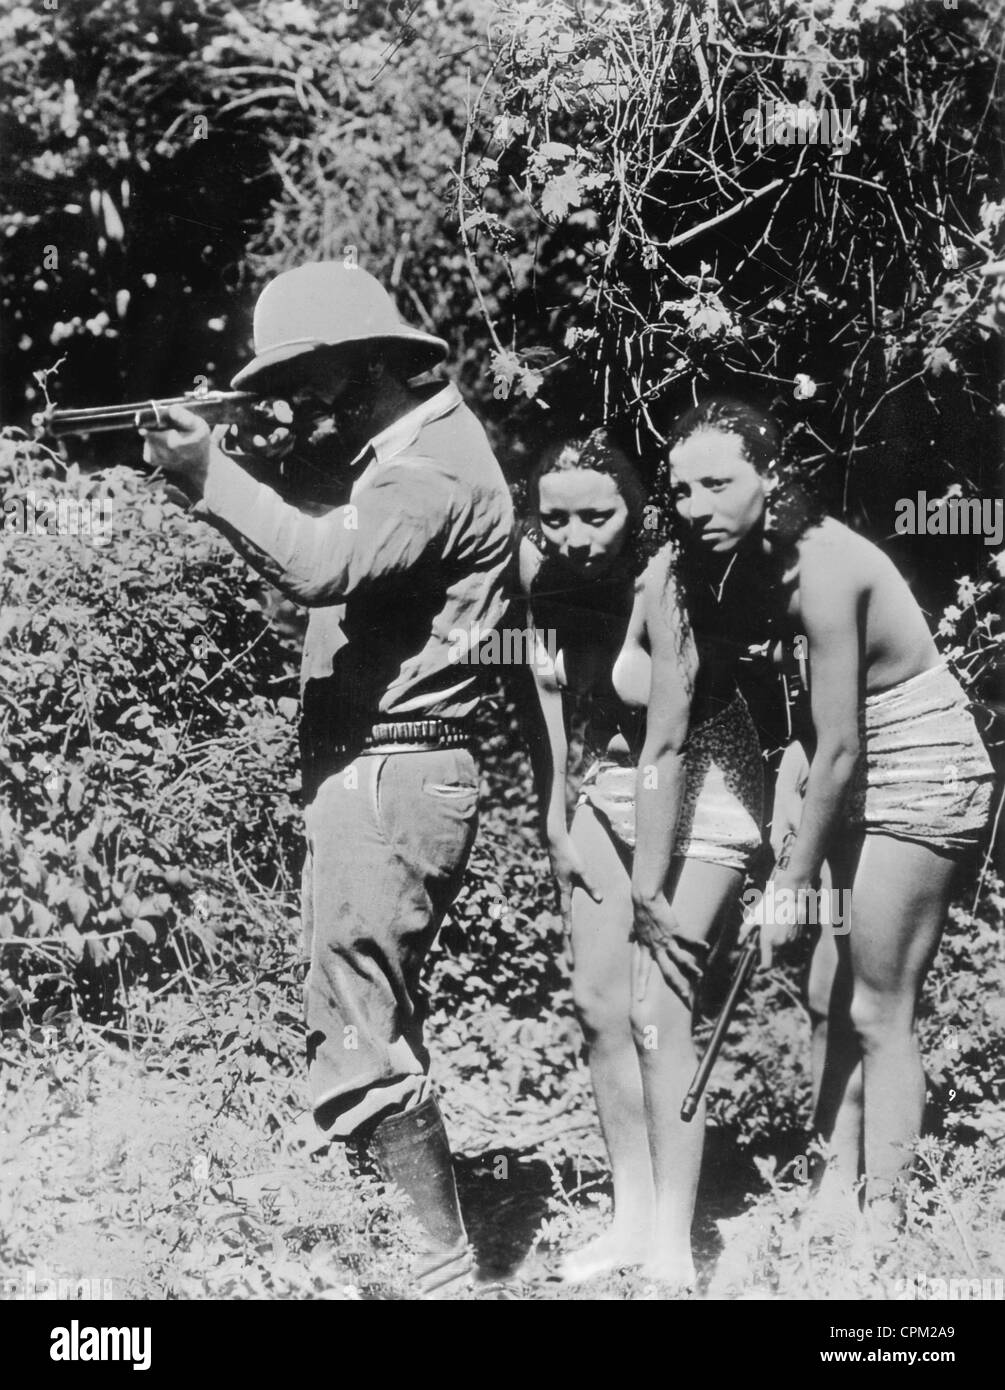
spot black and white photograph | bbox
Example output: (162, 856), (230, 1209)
(0, 0), (1002, 1336)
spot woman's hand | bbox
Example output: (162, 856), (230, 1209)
(769, 746), (809, 863)
(743, 870), (813, 969)
(548, 831), (603, 933)
(630, 892), (709, 1009)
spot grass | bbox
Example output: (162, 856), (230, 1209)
(2, 888), (1002, 1302)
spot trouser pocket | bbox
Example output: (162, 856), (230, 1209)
(375, 750), (479, 885)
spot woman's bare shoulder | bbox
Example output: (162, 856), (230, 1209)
(639, 539), (678, 593)
(799, 517), (898, 575)
(796, 517), (880, 589)
(639, 542), (696, 658)
(518, 531), (545, 594)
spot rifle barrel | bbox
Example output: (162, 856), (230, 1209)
(33, 391), (255, 439)
(680, 939), (759, 1123)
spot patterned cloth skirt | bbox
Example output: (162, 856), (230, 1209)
(576, 694), (764, 873)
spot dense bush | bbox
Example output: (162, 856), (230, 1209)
(0, 434), (301, 1027)
(4, 0), (1002, 628)
(0, 0), (500, 431)
(458, 0), (1005, 627)
(2, 0), (276, 416)
(1, 0), (1002, 1298)
(0, 432), (1001, 1296)
(2, 431), (999, 1138)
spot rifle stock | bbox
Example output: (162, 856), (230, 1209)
(33, 390), (256, 440)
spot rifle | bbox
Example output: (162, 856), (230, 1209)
(680, 828), (799, 1123)
(680, 938), (759, 1122)
(32, 389), (257, 440)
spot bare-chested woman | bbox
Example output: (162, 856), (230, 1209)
(521, 430), (763, 1288)
(649, 397), (995, 1240)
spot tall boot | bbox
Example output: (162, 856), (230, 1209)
(366, 1096), (473, 1298)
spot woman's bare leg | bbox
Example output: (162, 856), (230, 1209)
(807, 838), (864, 1218)
(630, 857), (743, 1285)
(562, 804), (653, 1280)
(844, 833), (958, 1233)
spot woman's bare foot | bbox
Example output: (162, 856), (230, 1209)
(802, 1209), (861, 1252)
(560, 1227), (650, 1284)
(802, 1169), (863, 1244)
(861, 1195), (904, 1254)
(800, 1196), (862, 1246)
(639, 1251), (696, 1292)
(636, 1276), (695, 1300)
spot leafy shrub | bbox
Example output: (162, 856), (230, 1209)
(0, 434), (300, 1026)
(707, 1132), (1004, 1299)
(459, 0), (1005, 624)
(0, 0), (502, 437)
(0, 428), (1001, 1298)
(921, 876), (1005, 1143)
(1, 0), (281, 416)
(0, 984), (424, 1301)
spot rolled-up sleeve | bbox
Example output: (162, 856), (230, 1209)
(194, 447), (455, 605)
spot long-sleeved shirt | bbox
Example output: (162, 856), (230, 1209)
(194, 382), (514, 796)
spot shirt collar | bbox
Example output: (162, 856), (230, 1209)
(348, 382), (462, 471)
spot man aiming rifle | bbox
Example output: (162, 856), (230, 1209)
(140, 262), (513, 1298)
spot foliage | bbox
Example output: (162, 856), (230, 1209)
(0, 925), (423, 1301)
(0, 435), (1002, 1297)
(0, 434), (301, 1026)
(706, 1133), (1004, 1299)
(241, 0), (506, 412)
(936, 554), (1005, 698)
(1, 0), (1003, 1300)
(0, 0), (501, 432)
(2, 0), (273, 415)
(921, 875), (1005, 1144)
(458, 0), (1005, 620)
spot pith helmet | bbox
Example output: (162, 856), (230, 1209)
(231, 262), (448, 390)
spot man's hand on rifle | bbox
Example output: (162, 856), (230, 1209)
(140, 404), (213, 496)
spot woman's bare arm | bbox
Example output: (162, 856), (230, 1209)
(630, 568), (694, 900)
(517, 537), (602, 925)
(783, 540), (863, 887)
(516, 538), (568, 838)
(754, 535), (863, 966)
(630, 557), (705, 1004)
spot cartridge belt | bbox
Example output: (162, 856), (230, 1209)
(332, 718), (473, 758)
